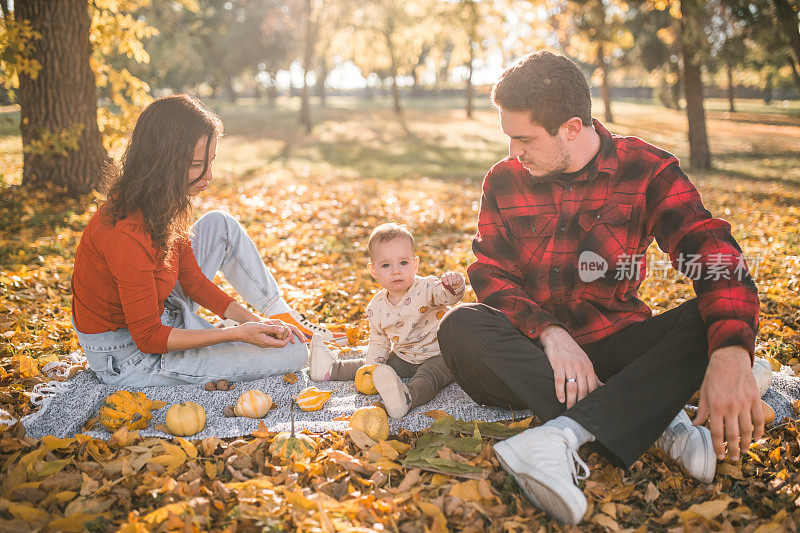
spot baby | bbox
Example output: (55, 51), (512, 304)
(309, 223), (465, 418)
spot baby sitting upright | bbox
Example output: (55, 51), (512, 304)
(309, 222), (465, 418)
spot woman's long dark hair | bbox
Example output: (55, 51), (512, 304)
(105, 94), (222, 260)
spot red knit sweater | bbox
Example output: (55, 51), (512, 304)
(71, 205), (234, 354)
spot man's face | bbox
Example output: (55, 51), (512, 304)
(500, 109), (570, 180)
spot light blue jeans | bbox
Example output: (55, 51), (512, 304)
(74, 210), (308, 386)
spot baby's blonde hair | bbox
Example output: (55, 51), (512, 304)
(368, 223), (415, 257)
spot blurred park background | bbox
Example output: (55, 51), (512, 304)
(2, 0), (800, 194)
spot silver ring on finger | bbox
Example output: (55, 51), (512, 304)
(566, 378), (577, 383)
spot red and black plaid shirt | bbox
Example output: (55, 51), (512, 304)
(468, 119), (759, 358)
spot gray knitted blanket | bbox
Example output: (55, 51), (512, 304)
(22, 364), (798, 440)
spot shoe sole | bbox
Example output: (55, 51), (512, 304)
(693, 426), (716, 484)
(373, 365), (410, 419)
(493, 440), (586, 525)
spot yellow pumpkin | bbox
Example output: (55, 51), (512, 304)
(98, 391), (154, 431)
(761, 400), (775, 425)
(234, 390), (273, 418)
(355, 365), (379, 395)
(349, 405), (390, 441)
(296, 386), (335, 411)
(269, 399), (316, 460)
(165, 401), (206, 437)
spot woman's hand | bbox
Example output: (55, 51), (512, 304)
(235, 321), (296, 348)
(259, 318), (308, 344)
(540, 325), (603, 408)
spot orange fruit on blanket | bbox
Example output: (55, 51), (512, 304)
(355, 365), (379, 395)
(349, 405), (390, 441)
(761, 400), (775, 424)
(234, 390), (273, 418)
(165, 401), (206, 436)
(296, 386), (335, 411)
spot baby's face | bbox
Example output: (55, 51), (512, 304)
(368, 237), (419, 295)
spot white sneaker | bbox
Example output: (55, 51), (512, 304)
(493, 426), (589, 525)
(372, 365), (412, 418)
(309, 334), (338, 381)
(269, 309), (346, 345)
(655, 410), (715, 484)
(753, 357), (773, 398)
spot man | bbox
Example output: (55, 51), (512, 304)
(438, 51), (763, 525)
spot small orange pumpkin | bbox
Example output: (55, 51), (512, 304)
(355, 365), (379, 395)
(234, 390), (273, 418)
(349, 405), (390, 441)
(165, 401), (206, 436)
(296, 386), (335, 411)
(269, 399), (316, 460)
(761, 400), (775, 424)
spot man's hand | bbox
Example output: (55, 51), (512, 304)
(539, 325), (602, 408)
(440, 272), (465, 294)
(694, 346), (763, 461)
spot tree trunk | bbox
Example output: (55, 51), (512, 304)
(764, 71), (773, 104)
(411, 68), (420, 96)
(17, 0), (107, 196)
(597, 43), (613, 123)
(411, 45), (429, 97)
(385, 34), (402, 115)
(670, 74), (682, 110)
(267, 70), (278, 107)
(317, 55), (328, 108)
(299, 0), (313, 133)
(466, 38), (474, 118)
(786, 55), (800, 96)
(224, 75), (237, 103)
(774, 0), (800, 70)
(726, 61), (735, 113)
(678, 0), (711, 169)
(390, 74), (401, 115)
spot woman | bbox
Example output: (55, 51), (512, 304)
(71, 94), (308, 387)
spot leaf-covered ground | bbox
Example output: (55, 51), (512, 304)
(1, 98), (799, 531)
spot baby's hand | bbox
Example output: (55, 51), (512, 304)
(440, 272), (464, 294)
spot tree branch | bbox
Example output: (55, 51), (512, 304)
(1, 1), (12, 25)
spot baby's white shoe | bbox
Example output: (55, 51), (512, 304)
(373, 365), (412, 418)
(752, 357), (773, 398)
(309, 335), (337, 381)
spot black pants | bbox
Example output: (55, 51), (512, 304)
(438, 299), (709, 467)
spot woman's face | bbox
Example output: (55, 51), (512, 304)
(188, 135), (218, 196)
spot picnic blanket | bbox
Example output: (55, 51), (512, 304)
(21, 353), (531, 440)
(21, 355), (799, 440)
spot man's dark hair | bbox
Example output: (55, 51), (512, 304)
(491, 50), (592, 135)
